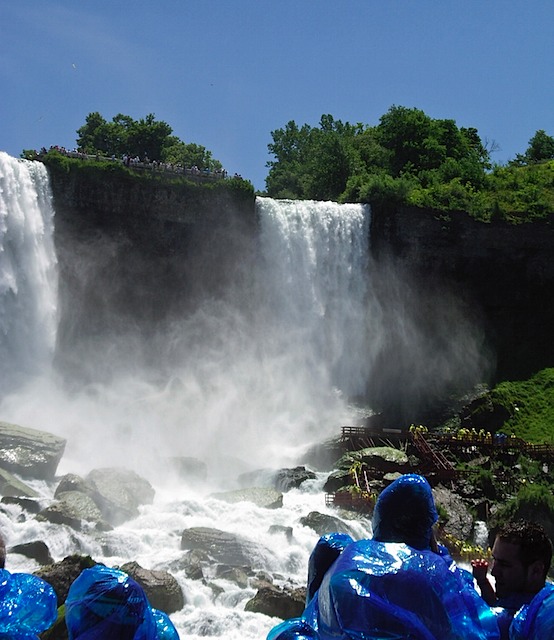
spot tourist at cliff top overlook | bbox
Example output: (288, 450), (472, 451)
(267, 473), (500, 639)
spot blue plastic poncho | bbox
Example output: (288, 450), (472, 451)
(0, 568), (57, 639)
(372, 473), (438, 550)
(509, 583), (554, 640)
(65, 565), (179, 640)
(269, 538), (500, 640)
(268, 474), (500, 640)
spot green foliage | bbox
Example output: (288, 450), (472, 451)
(265, 106), (554, 221)
(163, 139), (222, 172)
(21, 149), (40, 160)
(490, 368), (554, 443)
(41, 149), (254, 200)
(491, 482), (554, 532)
(511, 130), (554, 166)
(76, 111), (173, 161)
(75, 112), (222, 171)
(475, 161), (554, 222)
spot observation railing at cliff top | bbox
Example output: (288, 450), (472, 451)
(46, 148), (231, 182)
(434, 434), (554, 461)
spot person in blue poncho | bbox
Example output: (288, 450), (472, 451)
(65, 564), (179, 640)
(0, 533), (58, 639)
(267, 473), (500, 640)
(472, 520), (554, 640)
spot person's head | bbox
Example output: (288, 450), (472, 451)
(372, 473), (438, 550)
(65, 565), (157, 640)
(491, 520), (553, 599)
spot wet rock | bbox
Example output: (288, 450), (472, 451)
(36, 490), (111, 532)
(54, 473), (94, 498)
(35, 555), (97, 605)
(0, 495), (41, 513)
(0, 468), (39, 498)
(299, 511), (358, 538)
(0, 421), (66, 480)
(86, 468), (155, 526)
(323, 468), (352, 493)
(245, 584), (306, 619)
(180, 549), (209, 580)
(180, 526), (271, 568)
(268, 525), (294, 541)
(433, 485), (474, 541)
(337, 447), (409, 473)
(120, 561), (185, 614)
(215, 564), (249, 589)
(272, 466), (317, 492)
(210, 487), (283, 509)
(9, 540), (54, 565)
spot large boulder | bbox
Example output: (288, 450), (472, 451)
(85, 468), (155, 526)
(272, 466), (317, 492)
(54, 473), (95, 499)
(36, 491), (111, 532)
(0, 467), (39, 498)
(120, 561), (185, 614)
(433, 485), (474, 541)
(9, 540), (54, 565)
(323, 468), (352, 493)
(180, 526), (271, 568)
(210, 487), (283, 509)
(299, 511), (359, 538)
(35, 555), (97, 605)
(1, 495), (41, 513)
(337, 447), (410, 473)
(245, 584), (306, 619)
(0, 421), (66, 480)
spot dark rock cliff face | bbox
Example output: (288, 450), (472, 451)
(370, 204), (554, 385)
(47, 168), (553, 413)
(47, 168), (257, 382)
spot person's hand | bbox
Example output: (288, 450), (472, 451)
(471, 558), (489, 582)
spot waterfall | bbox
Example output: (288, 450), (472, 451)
(0, 152), (58, 391)
(258, 197), (371, 398)
(0, 181), (372, 475)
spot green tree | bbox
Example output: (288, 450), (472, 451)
(76, 112), (172, 160)
(376, 106), (489, 185)
(76, 112), (109, 154)
(526, 130), (554, 163)
(126, 113), (172, 161)
(302, 115), (358, 201)
(265, 120), (312, 198)
(162, 139), (222, 171)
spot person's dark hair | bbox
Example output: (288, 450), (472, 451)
(497, 520), (552, 580)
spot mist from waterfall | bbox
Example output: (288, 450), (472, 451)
(0, 176), (372, 482)
(0, 152), (58, 391)
(0, 153), (495, 640)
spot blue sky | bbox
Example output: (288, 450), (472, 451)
(2, 1), (553, 191)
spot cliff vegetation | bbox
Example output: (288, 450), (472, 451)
(265, 106), (554, 223)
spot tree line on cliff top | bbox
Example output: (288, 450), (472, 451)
(266, 106), (554, 222)
(74, 111), (223, 173)
(27, 107), (554, 222)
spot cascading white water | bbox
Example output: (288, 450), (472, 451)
(258, 198), (371, 398)
(0, 152), (58, 390)
(0, 171), (374, 640)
